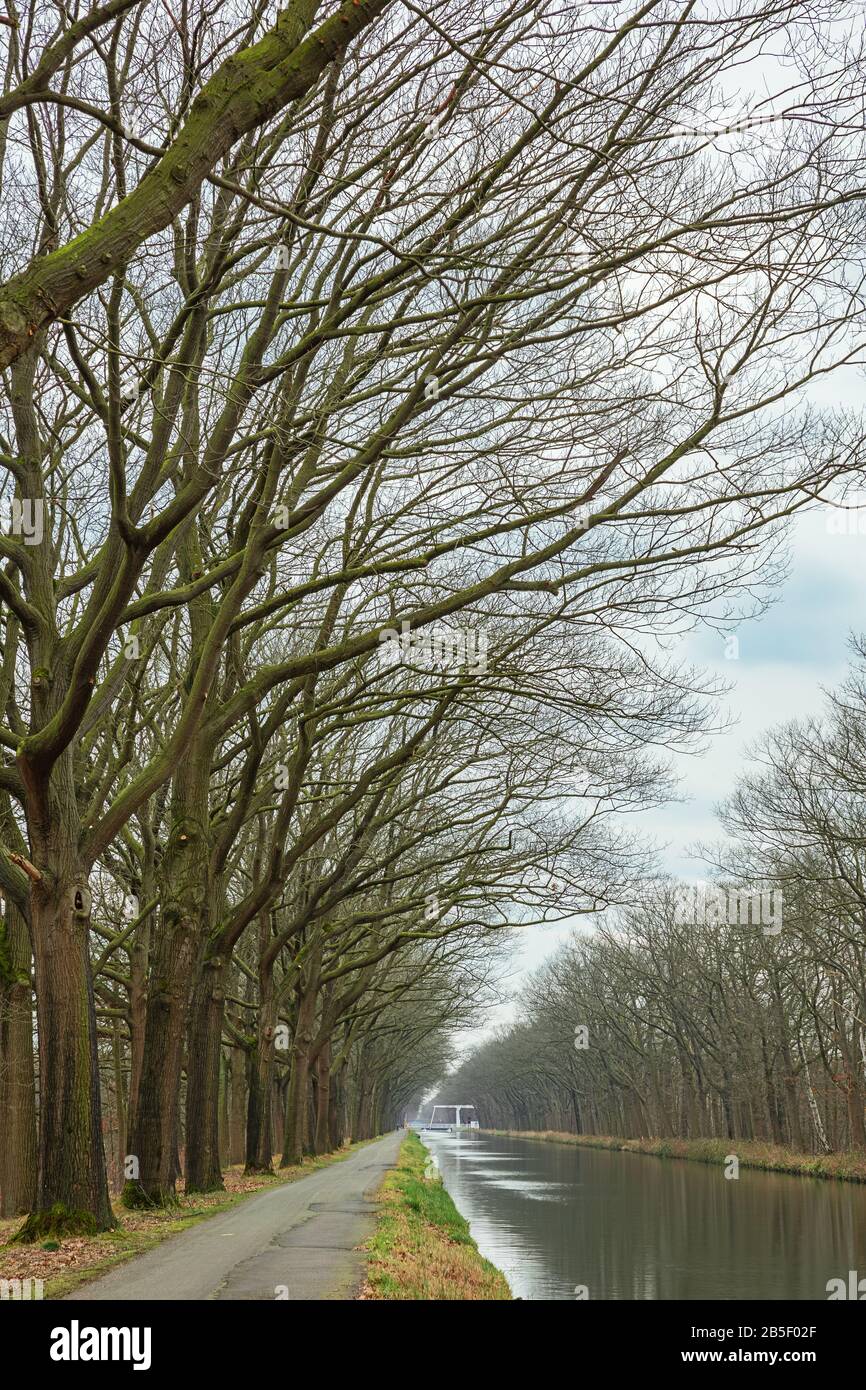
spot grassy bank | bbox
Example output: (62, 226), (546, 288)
(363, 1131), (511, 1300)
(0, 1139), (376, 1300)
(483, 1129), (866, 1183)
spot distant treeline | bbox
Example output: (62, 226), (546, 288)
(439, 647), (866, 1155)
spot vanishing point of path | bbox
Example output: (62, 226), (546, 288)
(69, 1131), (404, 1302)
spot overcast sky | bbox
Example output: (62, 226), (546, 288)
(455, 483), (866, 1055)
(449, 39), (866, 1058)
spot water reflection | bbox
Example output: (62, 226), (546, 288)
(421, 1130), (866, 1300)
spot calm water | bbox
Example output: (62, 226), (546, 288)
(421, 1130), (866, 1300)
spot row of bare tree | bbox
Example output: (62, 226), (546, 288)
(1, 0), (865, 1235)
(441, 644), (866, 1154)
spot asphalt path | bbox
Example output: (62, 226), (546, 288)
(69, 1131), (403, 1301)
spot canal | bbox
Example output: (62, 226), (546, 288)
(420, 1130), (866, 1299)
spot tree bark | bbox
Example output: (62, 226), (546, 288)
(228, 1046), (248, 1165)
(0, 899), (37, 1216)
(219, 1049), (230, 1168)
(244, 958), (278, 1173)
(16, 837), (115, 1238)
(123, 749), (210, 1206)
(281, 1002), (316, 1167)
(313, 1040), (331, 1155)
(184, 954), (228, 1191)
(126, 890), (151, 1143)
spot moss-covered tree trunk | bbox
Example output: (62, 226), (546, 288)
(272, 1072), (287, 1157)
(229, 1045), (248, 1164)
(123, 903), (200, 1206)
(185, 953), (229, 1191)
(219, 1049), (230, 1169)
(15, 787), (116, 1239)
(243, 1042), (265, 1173)
(126, 882), (151, 1143)
(357, 1085), (375, 1142)
(313, 1039), (332, 1155)
(111, 1018), (127, 1192)
(0, 899), (37, 1216)
(244, 959), (277, 1173)
(281, 1035), (313, 1166)
(281, 958), (320, 1166)
(123, 747), (211, 1207)
(329, 1056), (346, 1147)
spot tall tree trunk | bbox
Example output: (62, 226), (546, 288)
(759, 1030), (785, 1145)
(16, 819), (115, 1238)
(244, 1040), (265, 1172)
(127, 895), (151, 1143)
(229, 1045), (248, 1165)
(185, 953), (229, 1191)
(123, 748), (211, 1207)
(0, 899), (37, 1216)
(271, 1072), (286, 1157)
(282, 1045), (312, 1166)
(281, 953), (320, 1166)
(124, 911), (198, 1206)
(329, 1058), (344, 1148)
(112, 1018), (127, 1193)
(831, 980), (866, 1151)
(313, 1040), (331, 1155)
(720, 1077), (735, 1141)
(245, 958), (278, 1173)
(11, 336), (119, 1239)
(219, 1049), (230, 1168)
(356, 1084), (375, 1141)
(771, 975), (804, 1150)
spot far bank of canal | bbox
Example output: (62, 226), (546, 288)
(420, 1128), (866, 1300)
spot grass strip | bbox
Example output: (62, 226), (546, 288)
(363, 1130), (511, 1300)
